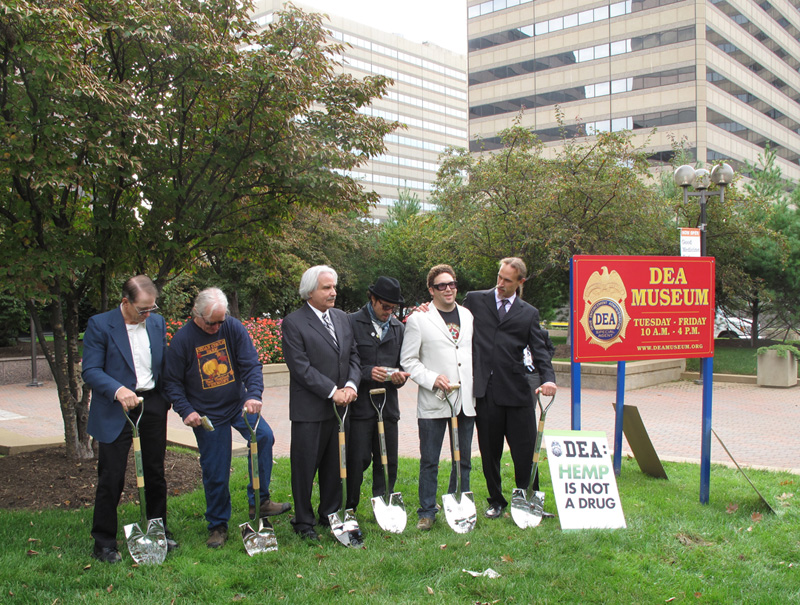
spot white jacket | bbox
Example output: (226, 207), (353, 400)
(400, 305), (476, 419)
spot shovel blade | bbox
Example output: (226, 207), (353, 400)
(124, 518), (167, 565)
(239, 517), (278, 555)
(371, 492), (407, 534)
(441, 491), (477, 534)
(510, 488), (546, 529)
(328, 509), (364, 548)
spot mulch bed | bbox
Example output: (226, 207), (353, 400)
(0, 447), (202, 511)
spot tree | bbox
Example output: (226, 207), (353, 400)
(432, 118), (674, 313)
(0, 0), (396, 458)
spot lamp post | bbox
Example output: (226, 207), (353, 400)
(672, 163), (734, 505)
(673, 163), (735, 257)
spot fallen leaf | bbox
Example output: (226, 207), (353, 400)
(26, 550), (39, 556)
(83, 564), (91, 570)
(694, 593), (702, 598)
(232, 595), (245, 602)
(329, 585), (340, 591)
(746, 526), (753, 532)
(726, 503), (739, 514)
(751, 512), (763, 523)
(776, 492), (794, 501)
(676, 533), (713, 547)
(106, 585), (113, 594)
(28, 538), (40, 543)
(500, 554), (514, 562)
(666, 598), (676, 602)
(779, 479), (794, 485)
(348, 590), (356, 594)
(465, 541), (470, 546)
(439, 544), (447, 550)
(296, 574), (303, 579)
(427, 586), (434, 595)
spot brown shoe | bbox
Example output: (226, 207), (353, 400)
(416, 517), (434, 531)
(250, 498), (291, 517)
(207, 527), (227, 549)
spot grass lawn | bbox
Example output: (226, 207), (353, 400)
(1, 452), (797, 603)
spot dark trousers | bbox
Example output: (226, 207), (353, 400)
(345, 417), (399, 511)
(476, 384), (537, 509)
(290, 418), (341, 533)
(91, 391), (168, 550)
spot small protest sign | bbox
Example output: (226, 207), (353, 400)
(543, 430), (626, 530)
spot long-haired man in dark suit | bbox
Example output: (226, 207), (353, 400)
(463, 257), (557, 520)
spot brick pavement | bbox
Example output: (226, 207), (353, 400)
(1, 379), (798, 474)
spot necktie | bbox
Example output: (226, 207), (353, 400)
(322, 313), (338, 345)
(499, 298), (509, 319)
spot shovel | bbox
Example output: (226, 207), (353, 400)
(368, 388), (407, 533)
(328, 401), (364, 548)
(440, 384), (477, 534)
(122, 398), (168, 565)
(511, 393), (556, 529)
(239, 411), (278, 555)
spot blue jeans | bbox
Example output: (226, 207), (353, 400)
(193, 412), (275, 530)
(417, 412), (474, 519)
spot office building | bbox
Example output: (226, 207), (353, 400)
(467, 0), (800, 181)
(251, 1), (468, 218)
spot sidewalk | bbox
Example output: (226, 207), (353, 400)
(1, 379), (798, 474)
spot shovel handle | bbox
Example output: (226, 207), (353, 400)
(369, 388), (386, 395)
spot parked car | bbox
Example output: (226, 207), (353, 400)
(714, 311), (753, 339)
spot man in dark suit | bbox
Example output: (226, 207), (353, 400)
(83, 275), (175, 563)
(463, 257), (557, 520)
(281, 265), (361, 541)
(346, 276), (409, 512)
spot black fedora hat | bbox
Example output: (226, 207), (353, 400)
(368, 276), (404, 305)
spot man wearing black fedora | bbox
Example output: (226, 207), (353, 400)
(346, 276), (410, 511)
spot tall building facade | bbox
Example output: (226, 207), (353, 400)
(467, 0), (800, 181)
(251, 1), (468, 219)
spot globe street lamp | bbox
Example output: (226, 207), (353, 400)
(673, 163), (735, 256)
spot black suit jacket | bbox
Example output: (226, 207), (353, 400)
(281, 303), (361, 422)
(347, 305), (405, 422)
(463, 289), (555, 407)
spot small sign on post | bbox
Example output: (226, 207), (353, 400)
(680, 228), (701, 257)
(543, 430), (626, 530)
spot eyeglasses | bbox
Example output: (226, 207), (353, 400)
(133, 302), (159, 316)
(203, 315), (227, 327)
(377, 301), (397, 312)
(432, 281), (458, 291)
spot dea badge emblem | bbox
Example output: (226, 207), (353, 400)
(580, 266), (628, 349)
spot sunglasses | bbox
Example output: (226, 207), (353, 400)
(203, 315), (227, 327)
(432, 281), (458, 291)
(377, 301), (397, 312)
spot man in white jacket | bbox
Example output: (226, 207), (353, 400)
(400, 264), (476, 530)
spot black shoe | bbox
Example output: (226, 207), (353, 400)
(484, 504), (506, 519)
(165, 530), (179, 552)
(541, 511), (555, 519)
(297, 527), (320, 541)
(92, 546), (121, 564)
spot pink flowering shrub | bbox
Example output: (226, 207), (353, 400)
(166, 317), (284, 364)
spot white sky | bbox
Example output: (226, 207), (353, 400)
(293, 0), (467, 54)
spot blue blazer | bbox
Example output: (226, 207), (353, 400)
(83, 307), (167, 443)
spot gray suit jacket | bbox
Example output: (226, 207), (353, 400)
(281, 303), (361, 422)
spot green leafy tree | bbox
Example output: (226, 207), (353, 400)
(432, 119), (674, 313)
(0, 0), (396, 459)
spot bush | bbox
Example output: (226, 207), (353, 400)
(166, 317), (284, 364)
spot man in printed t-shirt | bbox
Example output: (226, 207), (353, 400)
(399, 264), (476, 531)
(164, 288), (289, 549)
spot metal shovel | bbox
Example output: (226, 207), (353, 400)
(441, 384), (477, 534)
(511, 393), (556, 529)
(239, 411), (278, 555)
(123, 398), (167, 565)
(328, 401), (364, 548)
(368, 388), (407, 533)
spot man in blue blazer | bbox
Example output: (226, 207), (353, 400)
(83, 275), (174, 563)
(281, 265), (361, 541)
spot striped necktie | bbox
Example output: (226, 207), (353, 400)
(322, 312), (338, 345)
